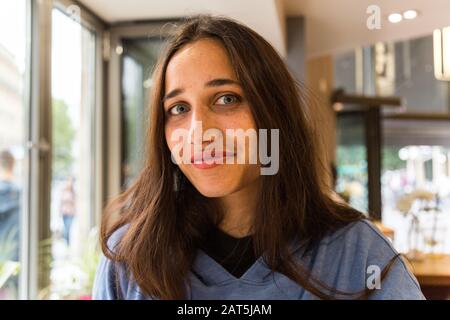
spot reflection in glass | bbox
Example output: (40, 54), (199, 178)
(335, 34), (450, 114)
(336, 114), (369, 213)
(121, 38), (165, 188)
(0, 0), (27, 300)
(376, 35), (450, 113)
(334, 51), (357, 94)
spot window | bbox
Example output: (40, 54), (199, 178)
(334, 51), (357, 94)
(376, 36), (450, 113)
(336, 113), (369, 213)
(121, 38), (165, 187)
(335, 35), (450, 113)
(43, 7), (98, 299)
(334, 32), (450, 255)
(0, 0), (29, 300)
(0, 0), (104, 300)
(382, 119), (450, 254)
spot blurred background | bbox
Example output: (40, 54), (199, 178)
(0, 0), (449, 300)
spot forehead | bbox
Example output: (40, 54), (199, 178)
(165, 38), (237, 88)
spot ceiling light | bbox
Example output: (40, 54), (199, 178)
(388, 13), (402, 23)
(403, 10), (418, 20)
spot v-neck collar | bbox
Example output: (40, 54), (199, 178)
(191, 248), (273, 285)
(191, 234), (309, 286)
(200, 227), (256, 278)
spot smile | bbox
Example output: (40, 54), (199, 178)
(191, 151), (236, 169)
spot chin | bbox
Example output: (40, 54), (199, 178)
(192, 181), (236, 198)
(179, 164), (258, 198)
(184, 170), (239, 198)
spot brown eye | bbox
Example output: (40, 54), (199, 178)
(216, 94), (239, 105)
(169, 104), (190, 115)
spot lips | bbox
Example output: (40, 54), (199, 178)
(190, 150), (236, 169)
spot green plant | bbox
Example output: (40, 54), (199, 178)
(73, 227), (101, 296)
(38, 227), (101, 299)
(52, 98), (75, 178)
(0, 261), (20, 289)
(0, 226), (20, 289)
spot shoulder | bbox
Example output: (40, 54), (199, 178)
(316, 219), (398, 257)
(323, 219), (394, 251)
(298, 219), (425, 299)
(106, 223), (129, 253)
(295, 219), (398, 261)
(322, 219), (412, 273)
(92, 224), (130, 300)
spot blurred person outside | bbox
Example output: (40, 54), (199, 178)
(60, 176), (76, 245)
(0, 150), (20, 261)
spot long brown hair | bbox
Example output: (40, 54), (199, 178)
(101, 15), (391, 299)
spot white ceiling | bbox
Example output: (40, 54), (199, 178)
(78, 0), (287, 56)
(78, 0), (450, 58)
(285, 0), (450, 57)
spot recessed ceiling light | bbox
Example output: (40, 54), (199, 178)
(388, 13), (403, 23)
(403, 10), (418, 20)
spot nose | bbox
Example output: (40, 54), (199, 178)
(187, 106), (216, 147)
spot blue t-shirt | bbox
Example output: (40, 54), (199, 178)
(92, 219), (425, 300)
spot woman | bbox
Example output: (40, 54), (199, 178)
(93, 15), (424, 300)
(60, 176), (77, 245)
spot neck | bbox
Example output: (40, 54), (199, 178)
(217, 178), (260, 238)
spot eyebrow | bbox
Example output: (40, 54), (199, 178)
(205, 78), (239, 87)
(162, 78), (240, 103)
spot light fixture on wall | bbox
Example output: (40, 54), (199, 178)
(433, 26), (450, 81)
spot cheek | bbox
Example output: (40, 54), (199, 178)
(223, 109), (258, 160)
(222, 108), (256, 131)
(165, 121), (186, 152)
(165, 127), (174, 150)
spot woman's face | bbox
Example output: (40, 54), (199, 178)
(164, 38), (260, 198)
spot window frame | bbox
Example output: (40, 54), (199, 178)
(106, 21), (177, 198)
(21, 0), (106, 299)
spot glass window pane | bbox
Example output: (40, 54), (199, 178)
(45, 8), (97, 299)
(334, 51), (357, 94)
(0, 0), (28, 300)
(334, 47), (376, 96)
(336, 114), (369, 213)
(382, 119), (450, 254)
(375, 35), (450, 113)
(121, 38), (165, 187)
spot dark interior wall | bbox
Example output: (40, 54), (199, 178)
(286, 16), (305, 83)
